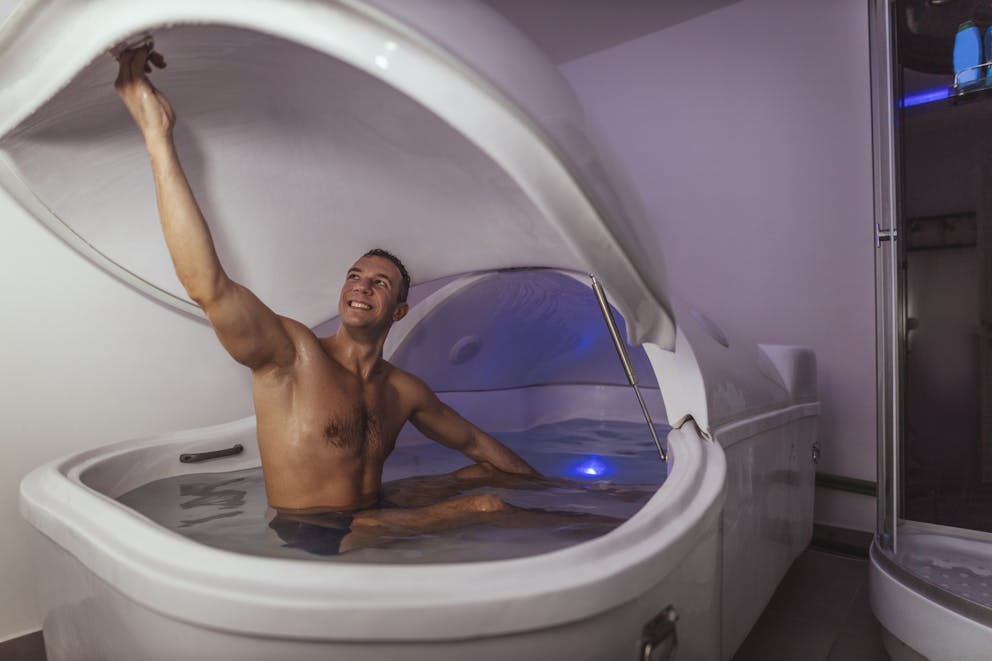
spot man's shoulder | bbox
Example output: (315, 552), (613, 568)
(260, 316), (319, 356)
(383, 362), (433, 397)
(280, 315), (318, 338)
(383, 361), (420, 386)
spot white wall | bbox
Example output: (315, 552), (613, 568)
(559, 0), (877, 531)
(0, 186), (253, 640)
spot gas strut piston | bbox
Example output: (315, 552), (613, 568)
(589, 275), (667, 463)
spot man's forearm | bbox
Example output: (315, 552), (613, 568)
(114, 47), (225, 304)
(145, 135), (227, 305)
(470, 432), (538, 476)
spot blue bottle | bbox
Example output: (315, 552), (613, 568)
(954, 21), (982, 89)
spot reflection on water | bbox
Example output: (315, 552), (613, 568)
(177, 476), (247, 527)
(118, 418), (668, 563)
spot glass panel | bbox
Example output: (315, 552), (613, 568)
(896, 0), (992, 534)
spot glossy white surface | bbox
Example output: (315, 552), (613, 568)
(0, 0), (830, 440)
(896, 531), (992, 605)
(0, 0), (675, 349)
(717, 413), (817, 657)
(21, 411), (725, 658)
(27, 518), (720, 661)
(871, 534), (992, 661)
(646, 301), (818, 434)
(20, 384), (820, 660)
(20, 322), (819, 661)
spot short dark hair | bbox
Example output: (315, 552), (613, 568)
(364, 248), (410, 303)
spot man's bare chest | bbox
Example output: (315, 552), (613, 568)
(318, 397), (381, 452)
(265, 358), (405, 456)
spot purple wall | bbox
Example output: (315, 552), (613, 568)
(558, 0), (877, 530)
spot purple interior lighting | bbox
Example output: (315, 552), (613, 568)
(900, 86), (951, 108)
(574, 455), (610, 478)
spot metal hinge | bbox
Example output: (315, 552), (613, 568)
(875, 223), (897, 247)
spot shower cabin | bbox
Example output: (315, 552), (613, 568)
(870, 1), (992, 658)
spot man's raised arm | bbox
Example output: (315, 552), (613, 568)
(114, 47), (294, 372)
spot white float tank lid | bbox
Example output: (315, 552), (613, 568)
(0, 0), (676, 349)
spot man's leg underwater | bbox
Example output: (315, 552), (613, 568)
(351, 492), (510, 532)
(381, 461), (550, 508)
(275, 463), (629, 555)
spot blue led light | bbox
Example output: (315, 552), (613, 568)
(900, 87), (952, 108)
(574, 455), (609, 477)
(574, 333), (595, 352)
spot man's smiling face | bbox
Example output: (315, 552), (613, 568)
(338, 254), (408, 330)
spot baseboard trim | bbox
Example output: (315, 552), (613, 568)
(815, 472), (877, 497)
(811, 522), (874, 558)
(0, 630), (46, 661)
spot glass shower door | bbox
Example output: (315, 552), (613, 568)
(872, 0), (992, 620)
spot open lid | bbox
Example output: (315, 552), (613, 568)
(0, 0), (676, 349)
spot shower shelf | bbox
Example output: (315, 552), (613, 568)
(951, 61), (992, 102)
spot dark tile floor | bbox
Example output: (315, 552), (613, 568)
(733, 548), (890, 661)
(0, 630), (45, 661)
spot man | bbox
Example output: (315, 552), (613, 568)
(113, 46), (536, 550)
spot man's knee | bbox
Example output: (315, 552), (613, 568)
(350, 511), (385, 529)
(464, 493), (508, 513)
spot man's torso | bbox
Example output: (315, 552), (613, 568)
(252, 318), (414, 512)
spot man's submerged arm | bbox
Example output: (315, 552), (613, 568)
(115, 47), (294, 371)
(408, 381), (538, 476)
